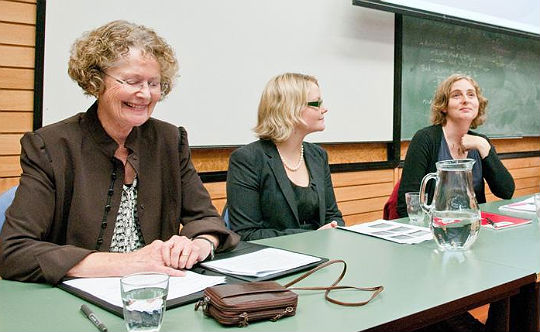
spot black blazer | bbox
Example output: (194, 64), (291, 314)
(226, 139), (344, 240)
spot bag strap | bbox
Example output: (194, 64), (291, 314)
(283, 259), (384, 307)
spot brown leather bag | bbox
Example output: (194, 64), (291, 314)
(194, 259), (384, 327)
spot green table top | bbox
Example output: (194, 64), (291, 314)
(1, 196), (538, 332)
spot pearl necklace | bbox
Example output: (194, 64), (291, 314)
(278, 144), (304, 172)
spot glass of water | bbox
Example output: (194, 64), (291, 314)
(405, 192), (424, 225)
(120, 272), (169, 332)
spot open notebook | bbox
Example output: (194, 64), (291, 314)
(58, 242), (326, 316)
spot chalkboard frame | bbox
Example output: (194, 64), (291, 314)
(353, 0), (540, 40)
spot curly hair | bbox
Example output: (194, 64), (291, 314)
(430, 74), (488, 129)
(68, 20), (178, 99)
(254, 73), (319, 142)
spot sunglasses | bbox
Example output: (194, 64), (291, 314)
(307, 99), (323, 108)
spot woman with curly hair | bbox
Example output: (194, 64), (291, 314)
(397, 73), (515, 217)
(0, 20), (238, 284)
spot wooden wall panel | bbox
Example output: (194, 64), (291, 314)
(0, 68), (34, 89)
(0, 45), (34, 68)
(0, 22), (35, 46)
(0, 155), (22, 177)
(0, 90), (33, 110)
(0, 133), (22, 154)
(0, 1), (36, 24)
(0, 112), (33, 133)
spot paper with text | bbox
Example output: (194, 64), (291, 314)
(339, 219), (433, 244)
(62, 271), (225, 307)
(499, 197), (536, 213)
(201, 248), (321, 277)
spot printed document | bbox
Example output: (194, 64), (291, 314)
(62, 271), (225, 307)
(339, 219), (433, 244)
(499, 197), (536, 213)
(201, 248), (321, 277)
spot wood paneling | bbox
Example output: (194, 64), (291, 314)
(0, 133), (22, 155)
(0, 68), (34, 89)
(0, 112), (32, 133)
(338, 196), (388, 216)
(343, 211), (384, 226)
(203, 182), (227, 200)
(0, 90), (33, 111)
(322, 142), (388, 164)
(334, 182), (393, 202)
(331, 169), (393, 187)
(0, 22), (35, 46)
(0, 155), (22, 177)
(0, 45), (34, 68)
(0, 1), (36, 24)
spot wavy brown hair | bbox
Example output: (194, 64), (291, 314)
(68, 20), (178, 99)
(430, 74), (488, 129)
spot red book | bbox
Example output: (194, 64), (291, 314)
(481, 211), (531, 229)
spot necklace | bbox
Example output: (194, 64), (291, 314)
(278, 144), (304, 172)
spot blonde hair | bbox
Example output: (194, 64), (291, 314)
(68, 20), (178, 99)
(254, 73), (319, 142)
(430, 74), (488, 129)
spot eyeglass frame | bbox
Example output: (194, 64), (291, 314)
(101, 70), (168, 94)
(307, 99), (324, 108)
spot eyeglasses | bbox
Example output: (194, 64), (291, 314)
(307, 99), (323, 108)
(102, 71), (168, 94)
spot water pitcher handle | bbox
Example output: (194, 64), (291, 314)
(419, 172), (436, 214)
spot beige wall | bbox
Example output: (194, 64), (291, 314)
(1, 0), (539, 225)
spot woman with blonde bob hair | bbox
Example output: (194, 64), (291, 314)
(227, 73), (344, 240)
(397, 73), (514, 218)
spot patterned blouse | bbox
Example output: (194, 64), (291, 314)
(109, 177), (145, 253)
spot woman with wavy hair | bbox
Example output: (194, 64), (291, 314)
(226, 73), (344, 240)
(397, 73), (514, 217)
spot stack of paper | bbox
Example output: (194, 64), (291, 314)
(62, 271), (225, 307)
(339, 220), (433, 244)
(201, 248), (321, 277)
(499, 197), (536, 213)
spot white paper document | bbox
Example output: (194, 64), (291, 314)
(499, 197), (536, 213)
(201, 248), (321, 277)
(62, 271), (225, 307)
(339, 219), (433, 244)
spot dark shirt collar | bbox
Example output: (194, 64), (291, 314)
(80, 101), (141, 168)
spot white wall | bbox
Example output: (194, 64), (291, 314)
(43, 0), (395, 146)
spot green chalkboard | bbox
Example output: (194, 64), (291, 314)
(401, 16), (540, 140)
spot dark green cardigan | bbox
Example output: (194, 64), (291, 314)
(397, 125), (515, 218)
(226, 139), (344, 240)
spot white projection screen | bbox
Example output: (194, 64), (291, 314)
(41, 0), (395, 147)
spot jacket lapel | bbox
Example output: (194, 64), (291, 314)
(262, 140), (299, 222)
(304, 144), (326, 225)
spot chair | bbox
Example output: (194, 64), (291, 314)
(221, 205), (231, 229)
(0, 186), (18, 231)
(383, 180), (400, 220)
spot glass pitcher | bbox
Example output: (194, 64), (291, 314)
(419, 159), (481, 251)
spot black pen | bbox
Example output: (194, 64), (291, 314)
(486, 217), (498, 229)
(80, 304), (108, 332)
